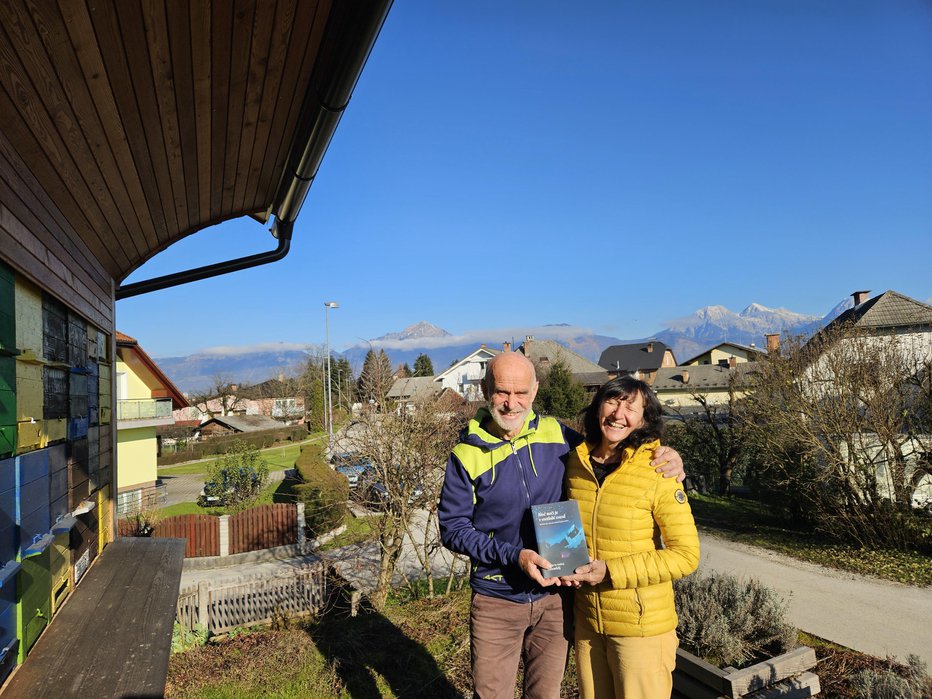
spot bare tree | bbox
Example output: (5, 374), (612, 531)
(187, 374), (247, 419)
(742, 323), (932, 550)
(333, 394), (469, 610)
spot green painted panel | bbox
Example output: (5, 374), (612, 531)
(0, 263), (12, 353)
(0, 426), (13, 459)
(0, 389), (13, 426)
(0, 357), (13, 393)
(16, 552), (51, 661)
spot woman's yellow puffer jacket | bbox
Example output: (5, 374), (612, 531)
(566, 439), (700, 637)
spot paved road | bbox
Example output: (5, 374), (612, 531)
(159, 469), (287, 507)
(698, 532), (932, 666)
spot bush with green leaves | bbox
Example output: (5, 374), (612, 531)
(851, 655), (932, 699)
(674, 571), (797, 668)
(171, 622), (209, 654)
(293, 443), (348, 537)
(201, 441), (269, 511)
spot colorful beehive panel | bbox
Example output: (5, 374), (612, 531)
(13, 278), (41, 358)
(0, 458), (14, 565)
(87, 426), (99, 492)
(70, 512), (97, 583)
(67, 312), (87, 370)
(67, 439), (89, 511)
(17, 450), (50, 557)
(15, 359), (43, 452)
(0, 358), (14, 458)
(0, 571), (18, 683)
(87, 361), (99, 426)
(16, 549), (51, 662)
(0, 263), (14, 355)
(98, 363), (111, 425)
(41, 295), (67, 364)
(49, 532), (71, 615)
(97, 426), (112, 490)
(68, 370), (89, 443)
(97, 484), (110, 553)
(49, 443), (68, 525)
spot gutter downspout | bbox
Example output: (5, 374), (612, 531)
(114, 0), (392, 301)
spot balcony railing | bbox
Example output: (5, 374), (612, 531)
(117, 398), (173, 422)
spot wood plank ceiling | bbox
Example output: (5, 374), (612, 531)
(0, 0), (386, 284)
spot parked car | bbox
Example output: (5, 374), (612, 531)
(332, 452), (371, 489)
(362, 475), (424, 509)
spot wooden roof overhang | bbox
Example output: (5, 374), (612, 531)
(0, 0), (391, 295)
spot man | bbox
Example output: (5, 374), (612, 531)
(439, 352), (684, 698)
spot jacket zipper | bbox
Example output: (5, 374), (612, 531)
(513, 440), (535, 602)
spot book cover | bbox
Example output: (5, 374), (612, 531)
(530, 500), (590, 579)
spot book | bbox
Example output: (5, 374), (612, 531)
(530, 500), (590, 579)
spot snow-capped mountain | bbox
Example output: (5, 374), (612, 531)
(374, 321), (451, 342)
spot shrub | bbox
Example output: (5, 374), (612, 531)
(850, 655), (932, 699)
(293, 443), (348, 536)
(201, 441), (269, 511)
(674, 571), (797, 668)
(158, 426), (307, 466)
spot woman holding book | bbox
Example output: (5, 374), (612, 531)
(559, 376), (700, 699)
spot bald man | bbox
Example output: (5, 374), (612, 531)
(439, 352), (684, 698)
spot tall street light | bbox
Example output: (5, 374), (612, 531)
(324, 301), (339, 440)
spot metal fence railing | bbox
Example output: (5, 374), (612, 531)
(116, 397), (173, 421)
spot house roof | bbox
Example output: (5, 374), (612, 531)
(652, 363), (756, 392)
(387, 376), (443, 401)
(681, 342), (766, 365)
(518, 339), (605, 375)
(826, 291), (932, 331)
(574, 371), (612, 387)
(598, 342), (672, 373)
(435, 347), (502, 381)
(116, 331), (189, 409)
(199, 415), (283, 432)
(0, 1), (391, 283)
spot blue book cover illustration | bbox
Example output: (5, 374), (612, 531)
(530, 500), (589, 578)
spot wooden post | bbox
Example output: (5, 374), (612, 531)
(197, 580), (209, 630)
(296, 502), (306, 548)
(218, 515), (230, 557)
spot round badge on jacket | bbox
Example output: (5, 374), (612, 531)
(674, 489), (687, 504)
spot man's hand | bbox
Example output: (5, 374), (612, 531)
(518, 549), (558, 587)
(652, 445), (686, 483)
(559, 559), (608, 587)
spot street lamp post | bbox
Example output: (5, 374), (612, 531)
(324, 301), (339, 440)
(337, 367), (343, 413)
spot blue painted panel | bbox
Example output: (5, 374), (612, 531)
(48, 444), (66, 474)
(0, 458), (12, 495)
(17, 450), (49, 484)
(19, 506), (50, 556)
(0, 525), (13, 567)
(49, 468), (67, 501)
(49, 495), (67, 525)
(0, 577), (15, 648)
(19, 476), (49, 516)
(68, 417), (88, 441)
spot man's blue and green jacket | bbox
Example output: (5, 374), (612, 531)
(438, 407), (582, 602)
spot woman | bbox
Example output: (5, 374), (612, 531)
(560, 376), (699, 699)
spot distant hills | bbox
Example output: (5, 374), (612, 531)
(155, 298), (854, 393)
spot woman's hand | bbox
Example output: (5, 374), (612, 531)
(652, 445), (686, 483)
(559, 559), (608, 587)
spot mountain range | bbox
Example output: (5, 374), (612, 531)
(155, 299), (852, 393)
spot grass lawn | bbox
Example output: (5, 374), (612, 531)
(318, 512), (377, 551)
(158, 438), (319, 476)
(690, 493), (932, 587)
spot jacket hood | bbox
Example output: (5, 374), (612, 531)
(462, 407), (541, 450)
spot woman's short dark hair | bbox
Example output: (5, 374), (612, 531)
(581, 375), (663, 449)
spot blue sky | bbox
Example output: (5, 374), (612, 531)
(117, 0), (932, 358)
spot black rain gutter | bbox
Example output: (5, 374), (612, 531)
(115, 0), (393, 301)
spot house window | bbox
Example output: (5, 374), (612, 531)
(116, 371), (128, 400)
(117, 489), (142, 516)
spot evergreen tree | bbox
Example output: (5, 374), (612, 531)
(413, 353), (435, 377)
(401, 363), (412, 377)
(357, 348), (394, 406)
(536, 359), (588, 419)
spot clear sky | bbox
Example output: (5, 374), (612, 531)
(117, 0), (932, 358)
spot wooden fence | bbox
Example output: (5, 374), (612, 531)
(176, 563), (329, 634)
(229, 503), (296, 554)
(674, 646), (820, 698)
(153, 514), (219, 558)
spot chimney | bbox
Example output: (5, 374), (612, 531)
(647, 341), (654, 353)
(480, 343), (486, 349)
(681, 370), (689, 384)
(852, 289), (871, 306)
(503, 341), (511, 352)
(765, 334), (780, 354)
(728, 357), (737, 369)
